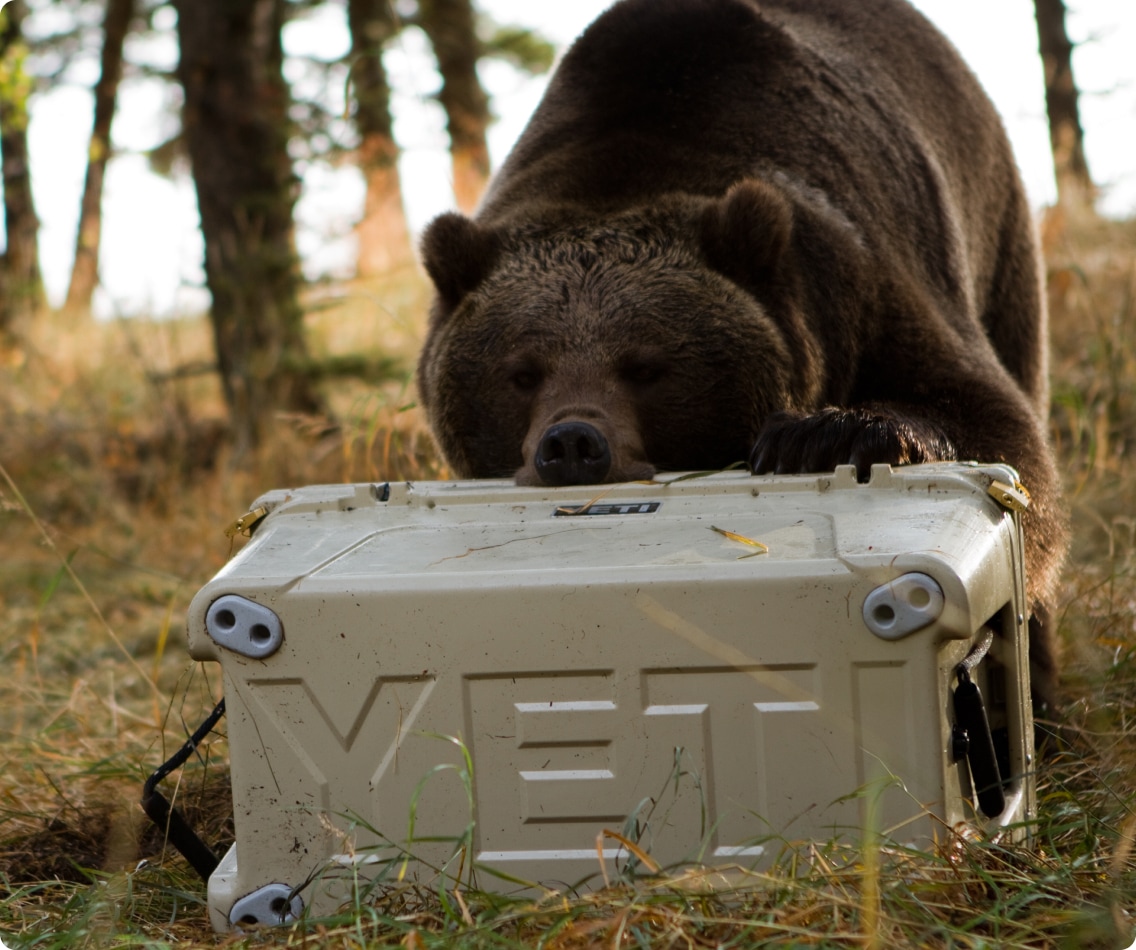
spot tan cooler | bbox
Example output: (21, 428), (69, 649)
(186, 462), (1035, 931)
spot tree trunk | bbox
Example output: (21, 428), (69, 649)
(418, 0), (490, 214)
(175, 0), (324, 455)
(63, 0), (136, 318)
(0, 0), (45, 333)
(1034, 0), (1095, 218)
(347, 0), (413, 278)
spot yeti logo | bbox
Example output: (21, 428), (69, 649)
(554, 502), (661, 517)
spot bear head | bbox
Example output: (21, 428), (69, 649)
(417, 181), (819, 486)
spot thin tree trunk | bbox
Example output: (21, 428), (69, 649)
(1034, 0), (1095, 218)
(347, 0), (413, 278)
(175, 0), (324, 455)
(0, 0), (45, 333)
(63, 0), (136, 317)
(418, 0), (490, 214)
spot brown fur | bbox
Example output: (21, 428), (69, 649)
(416, 0), (1067, 707)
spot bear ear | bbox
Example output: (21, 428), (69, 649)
(699, 180), (793, 290)
(420, 212), (502, 310)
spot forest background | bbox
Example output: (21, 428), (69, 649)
(2, 0), (1136, 946)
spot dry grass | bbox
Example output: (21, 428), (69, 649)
(1, 226), (1135, 947)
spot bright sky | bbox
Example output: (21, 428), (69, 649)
(10, 0), (1136, 318)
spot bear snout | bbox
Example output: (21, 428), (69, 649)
(534, 421), (612, 486)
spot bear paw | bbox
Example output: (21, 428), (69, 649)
(749, 407), (956, 483)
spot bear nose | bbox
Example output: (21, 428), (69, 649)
(534, 421), (612, 486)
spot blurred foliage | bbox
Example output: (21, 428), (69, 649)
(134, 1), (555, 175)
(480, 19), (554, 75)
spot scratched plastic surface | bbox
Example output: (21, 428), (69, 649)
(187, 463), (1035, 931)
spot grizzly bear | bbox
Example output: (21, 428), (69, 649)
(416, 0), (1066, 707)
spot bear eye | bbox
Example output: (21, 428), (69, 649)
(621, 360), (666, 386)
(509, 367), (542, 391)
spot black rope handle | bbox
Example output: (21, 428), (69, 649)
(953, 632), (1005, 818)
(141, 699), (226, 881)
